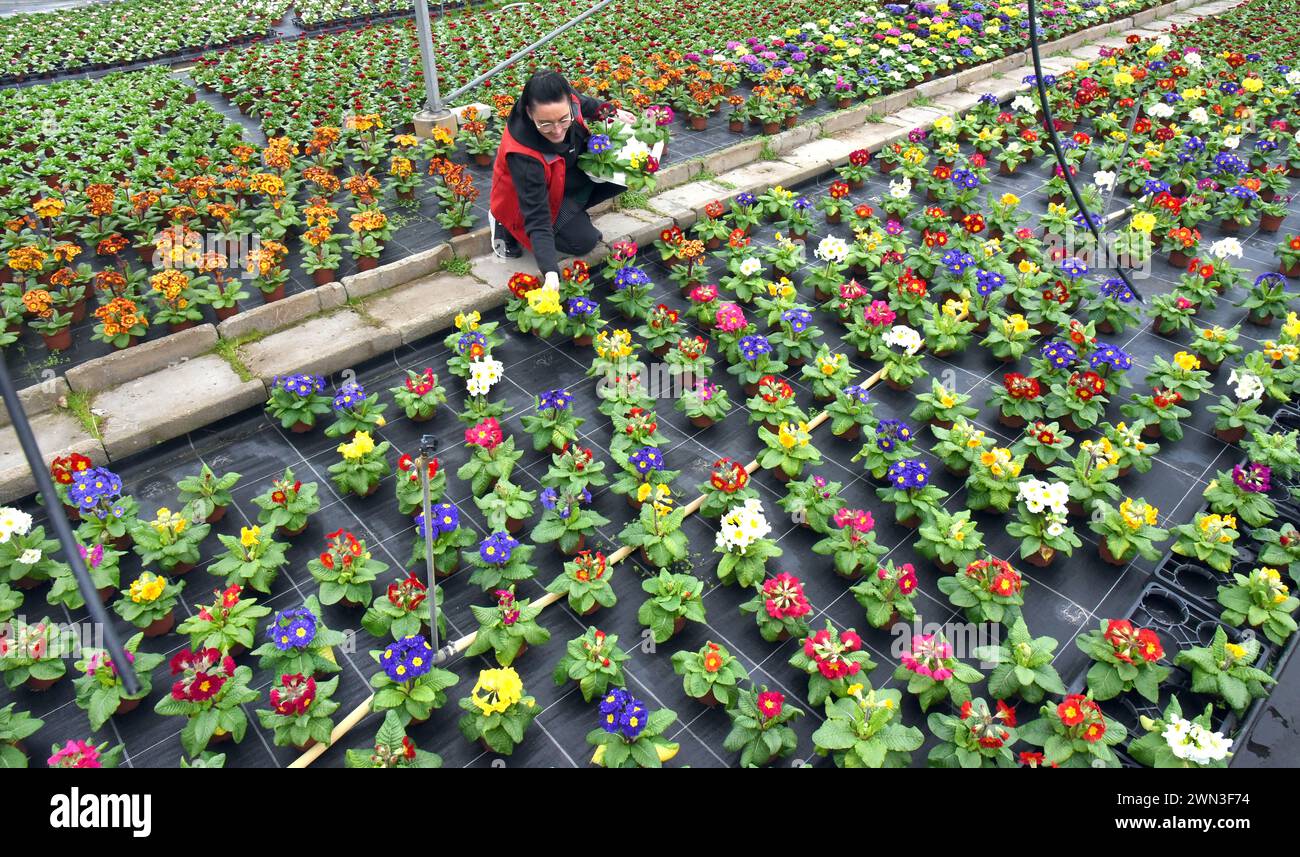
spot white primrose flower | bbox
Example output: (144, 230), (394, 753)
(1163, 716), (1232, 765)
(1209, 237), (1243, 259)
(1222, 135), (1241, 150)
(1184, 51), (1202, 67)
(1092, 170), (1116, 191)
(739, 257), (763, 277)
(888, 177), (912, 200)
(1229, 369), (1265, 401)
(1188, 107), (1210, 125)
(467, 356), (504, 397)
(18, 548), (41, 565)
(882, 325), (922, 355)
(815, 236), (849, 264)
(1148, 102), (1174, 119)
(1011, 94), (1036, 113)
(0, 507), (34, 543)
(717, 498), (771, 554)
(1288, 70), (1300, 86)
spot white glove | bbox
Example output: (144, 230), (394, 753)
(543, 271), (560, 290)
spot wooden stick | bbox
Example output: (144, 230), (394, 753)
(292, 359), (896, 765)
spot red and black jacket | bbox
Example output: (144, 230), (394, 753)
(489, 92), (604, 274)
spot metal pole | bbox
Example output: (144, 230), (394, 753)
(442, 0), (618, 105)
(0, 357), (139, 695)
(413, 0), (445, 115)
(417, 438), (439, 655)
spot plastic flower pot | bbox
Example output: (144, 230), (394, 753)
(68, 298), (87, 324)
(450, 227), (470, 237)
(473, 153), (493, 167)
(1096, 320), (1116, 334)
(205, 505), (228, 525)
(111, 532), (133, 552)
(26, 674), (60, 692)
(356, 256), (381, 271)
(278, 522), (308, 538)
(689, 115), (707, 131)
(883, 378), (912, 392)
(561, 534), (586, 557)
(1220, 220), (1241, 235)
(209, 728), (233, 745)
(698, 687), (721, 708)
(397, 189), (416, 202)
(728, 119), (744, 133)
(312, 269), (337, 286)
(214, 304), (240, 321)
(761, 121), (780, 135)
(784, 115), (797, 129)
(899, 512), (922, 529)
(998, 412), (1027, 430)
(143, 609), (176, 638)
(836, 97), (853, 109)
(580, 602), (600, 617)
(573, 334), (593, 347)
(114, 696), (141, 717)
(262, 283), (287, 303)
(41, 326), (72, 351)
(169, 320), (196, 334)
(505, 516), (524, 535)
(1249, 311), (1276, 326)
(97, 585), (114, 603)
(289, 420), (314, 433)
(1280, 260), (1300, 278)
(1169, 249), (1190, 268)
(672, 616), (687, 637)
(690, 415), (715, 429)
(170, 562), (196, 576)
(1260, 214), (1284, 233)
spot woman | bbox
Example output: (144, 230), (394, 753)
(489, 70), (636, 287)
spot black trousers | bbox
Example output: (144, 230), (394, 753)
(552, 181), (624, 256)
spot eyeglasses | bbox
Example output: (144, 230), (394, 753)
(533, 115), (573, 132)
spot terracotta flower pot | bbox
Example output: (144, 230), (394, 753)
(836, 424), (861, 442)
(262, 283), (287, 303)
(761, 121), (780, 135)
(562, 534), (586, 557)
(1168, 249), (1190, 268)
(26, 675), (60, 692)
(689, 115), (708, 131)
(689, 415), (715, 429)
(473, 153), (493, 167)
(998, 412), (1026, 429)
(278, 521), (308, 538)
(573, 334), (593, 347)
(289, 420), (314, 433)
(698, 687), (721, 708)
(41, 326), (72, 351)
(1023, 547), (1056, 568)
(356, 255), (381, 271)
(214, 304), (240, 321)
(143, 609), (176, 638)
(728, 120), (745, 133)
(1216, 425), (1247, 444)
(169, 561), (196, 576)
(114, 696), (142, 717)
(1098, 543), (1129, 567)
(1281, 260), (1300, 278)
(313, 268), (338, 286)
(580, 602), (600, 617)
(205, 505), (228, 525)
(1260, 213), (1284, 233)
(672, 616), (687, 637)
(505, 516), (524, 534)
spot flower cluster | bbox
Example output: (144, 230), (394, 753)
(887, 459), (930, 490)
(964, 558), (1022, 598)
(1232, 462), (1272, 493)
(169, 648), (236, 703)
(629, 446), (666, 475)
(718, 498), (771, 554)
(467, 356), (504, 396)
(479, 532), (520, 565)
(762, 574), (811, 621)
(380, 635), (435, 682)
(416, 502), (461, 539)
(599, 687), (648, 741)
(1057, 694), (1107, 742)
(1163, 715), (1232, 764)
(465, 418), (504, 450)
(710, 458), (749, 493)
(269, 674), (317, 716)
(900, 634), (955, 680)
(1103, 619), (1164, 665)
(470, 667), (524, 715)
(273, 373), (326, 399)
(67, 468), (125, 519)
(267, 607), (318, 651)
(875, 419), (913, 451)
(803, 627), (864, 680)
(336, 430), (377, 462)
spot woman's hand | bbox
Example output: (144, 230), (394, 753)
(616, 109), (638, 125)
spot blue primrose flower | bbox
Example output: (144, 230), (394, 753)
(628, 446), (665, 475)
(738, 334), (773, 362)
(614, 265), (651, 291)
(380, 635), (435, 683)
(887, 459), (930, 490)
(975, 270), (1006, 296)
(275, 373), (326, 398)
(1099, 277), (1135, 303)
(735, 192), (758, 207)
(267, 608), (318, 651)
(538, 389), (573, 411)
(587, 134), (613, 154)
(567, 297), (598, 317)
(782, 308), (813, 333)
(1040, 340), (1078, 369)
(479, 532), (520, 565)
(842, 384), (871, 405)
(418, 501), (460, 539)
(333, 381), (366, 412)
(1059, 257), (1088, 279)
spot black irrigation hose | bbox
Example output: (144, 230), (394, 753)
(0, 357), (140, 696)
(1027, 0), (1147, 303)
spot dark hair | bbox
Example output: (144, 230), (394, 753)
(521, 71), (573, 111)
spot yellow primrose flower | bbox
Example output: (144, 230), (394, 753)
(471, 667), (523, 715)
(1018, 260), (1039, 275)
(128, 572), (167, 604)
(1130, 211), (1157, 234)
(1225, 642), (1247, 660)
(1173, 351), (1201, 372)
(455, 310), (480, 331)
(337, 430), (377, 461)
(1005, 314), (1029, 335)
(240, 526), (261, 548)
(777, 421), (810, 449)
(999, 193), (1021, 207)
(526, 285), (561, 315)
(595, 329), (633, 360)
(942, 297), (969, 319)
(817, 352), (844, 375)
(1243, 77), (1264, 93)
